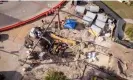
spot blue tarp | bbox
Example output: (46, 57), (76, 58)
(64, 19), (77, 29)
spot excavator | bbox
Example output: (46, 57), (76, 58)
(24, 27), (76, 55)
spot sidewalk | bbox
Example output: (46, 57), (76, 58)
(124, 19), (133, 24)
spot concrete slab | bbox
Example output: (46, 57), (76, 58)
(86, 54), (109, 68)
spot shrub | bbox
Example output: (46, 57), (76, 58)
(125, 24), (133, 40)
(44, 70), (69, 80)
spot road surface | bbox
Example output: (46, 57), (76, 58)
(0, 1), (59, 28)
(124, 19), (133, 24)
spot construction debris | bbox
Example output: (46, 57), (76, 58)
(64, 19), (77, 29)
(20, 1), (130, 80)
(87, 52), (98, 62)
(58, 29), (93, 42)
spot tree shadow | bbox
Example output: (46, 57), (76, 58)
(82, 66), (127, 80)
(0, 71), (22, 80)
(0, 34), (9, 42)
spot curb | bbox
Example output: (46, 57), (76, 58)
(0, 1), (66, 32)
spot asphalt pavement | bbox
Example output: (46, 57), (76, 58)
(0, 1), (58, 28)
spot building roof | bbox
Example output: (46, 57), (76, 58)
(85, 11), (97, 20)
(97, 14), (108, 22)
(90, 24), (102, 36)
(87, 5), (100, 12)
(95, 20), (106, 29)
(82, 15), (93, 25)
(75, 6), (85, 14)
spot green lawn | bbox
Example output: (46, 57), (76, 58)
(125, 23), (133, 40)
(103, 1), (133, 19)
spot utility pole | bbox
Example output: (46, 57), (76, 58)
(55, 9), (61, 30)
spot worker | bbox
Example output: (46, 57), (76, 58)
(24, 35), (34, 49)
(56, 43), (68, 57)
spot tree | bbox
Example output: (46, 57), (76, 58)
(44, 70), (69, 80)
(125, 24), (133, 41)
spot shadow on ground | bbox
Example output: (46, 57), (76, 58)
(0, 71), (22, 80)
(81, 66), (127, 80)
(0, 34), (9, 42)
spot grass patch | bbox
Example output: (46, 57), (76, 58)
(125, 23), (133, 40)
(103, 1), (133, 18)
(44, 70), (69, 80)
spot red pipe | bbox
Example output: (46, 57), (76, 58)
(0, 1), (66, 32)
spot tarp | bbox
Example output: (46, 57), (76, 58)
(64, 19), (77, 29)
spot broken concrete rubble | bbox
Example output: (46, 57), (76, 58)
(57, 29), (92, 42)
(1, 1), (133, 80)
(80, 54), (86, 60)
(82, 48), (90, 54)
(81, 30), (91, 42)
(80, 42), (85, 50)
(20, 1), (127, 80)
(59, 29), (70, 38)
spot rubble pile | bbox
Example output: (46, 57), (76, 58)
(22, 24), (112, 76)
(95, 44), (109, 55)
(58, 29), (94, 42)
(20, 1), (130, 80)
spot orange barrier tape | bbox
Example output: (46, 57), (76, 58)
(0, 1), (66, 32)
